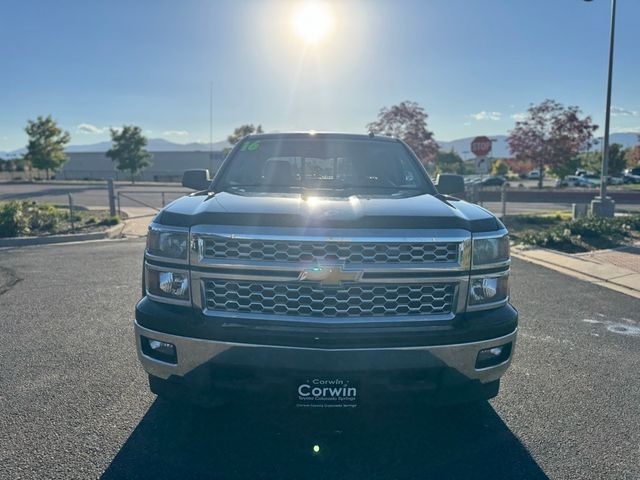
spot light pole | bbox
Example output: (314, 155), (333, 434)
(586, 0), (617, 217)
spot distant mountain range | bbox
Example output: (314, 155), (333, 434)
(1, 133), (638, 158)
(0, 138), (231, 157)
(64, 138), (231, 153)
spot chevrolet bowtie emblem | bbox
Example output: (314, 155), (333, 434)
(299, 265), (363, 285)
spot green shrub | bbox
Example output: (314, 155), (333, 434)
(98, 216), (121, 226)
(511, 213), (566, 226)
(517, 214), (640, 252)
(520, 228), (577, 250)
(0, 202), (30, 237)
(25, 203), (64, 233)
(565, 215), (638, 238)
(618, 215), (640, 231)
(85, 217), (97, 224)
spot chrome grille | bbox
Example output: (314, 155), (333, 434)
(202, 239), (459, 264)
(204, 280), (455, 318)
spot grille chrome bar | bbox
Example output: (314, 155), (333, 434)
(204, 279), (456, 319)
(190, 266), (467, 284)
(202, 238), (458, 265)
(191, 226), (472, 271)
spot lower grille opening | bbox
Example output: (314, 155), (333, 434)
(204, 280), (455, 318)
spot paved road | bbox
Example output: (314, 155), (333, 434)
(2, 182), (638, 216)
(1, 240), (639, 478)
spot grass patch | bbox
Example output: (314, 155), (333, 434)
(0, 201), (121, 238)
(505, 212), (640, 253)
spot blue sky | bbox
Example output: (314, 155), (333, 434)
(1, 0), (639, 151)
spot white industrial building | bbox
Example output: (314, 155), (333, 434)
(59, 150), (226, 182)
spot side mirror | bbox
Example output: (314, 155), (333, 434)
(435, 174), (465, 196)
(182, 169), (211, 191)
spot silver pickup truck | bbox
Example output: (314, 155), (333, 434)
(135, 132), (516, 408)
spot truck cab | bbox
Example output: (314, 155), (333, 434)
(135, 132), (517, 407)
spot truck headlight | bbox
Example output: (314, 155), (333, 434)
(145, 265), (190, 303)
(158, 271), (189, 297)
(147, 227), (189, 260)
(468, 273), (509, 310)
(472, 233), (509, 267)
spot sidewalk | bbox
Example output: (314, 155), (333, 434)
(512, 243), (640, 299)
(120, 207), (155, 237)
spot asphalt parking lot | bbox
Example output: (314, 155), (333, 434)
(1, 239), (639, 479)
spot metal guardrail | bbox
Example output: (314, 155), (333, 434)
(115, 190), (187, 217)
(465, 183), (509, 217)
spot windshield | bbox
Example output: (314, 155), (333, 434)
(216, 137), (431, 195)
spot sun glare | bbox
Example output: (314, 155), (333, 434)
(291, 1), (334, 45)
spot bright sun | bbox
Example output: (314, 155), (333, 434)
(291, 1), (334, 45)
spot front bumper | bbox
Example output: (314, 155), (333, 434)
(135, 320), (516, 393)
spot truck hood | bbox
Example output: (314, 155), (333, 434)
(157, 192), (501, 232)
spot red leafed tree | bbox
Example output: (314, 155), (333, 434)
(507, 100), (598, 188)
(626, 135), (640, 167)
(367, 101), (439, 165)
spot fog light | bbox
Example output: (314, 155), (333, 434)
(141, 336), (177, 364)
(476, 342), (512, 369)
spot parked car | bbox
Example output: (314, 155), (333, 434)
(580, 174), (600, 187)
(606, 176), (624, 185)
(136, 132), (517, 408)
(575, 169), (595, 177)
(527, 170), (541, 179)
(556, 175), (582, 187)
(479, 176), (507, 187)
(556, 175), (598, 188)
(463, 175), (481, 185)
(623, 167), (640, 184)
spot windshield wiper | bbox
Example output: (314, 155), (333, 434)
(219, 184), (269, 192)
(335, 185), (421, 191)
(219, 184), (425, 195)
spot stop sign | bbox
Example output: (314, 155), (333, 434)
(471, 136), (492, 157)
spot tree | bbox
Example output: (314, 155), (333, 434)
(367, 101), (439, 165)
(491, 159), (509, 176)
(435, 149), (464, 174)
(625, 136), (640, 168)
(507, 100), (598, 187)
(106, 126), (153, 183)
(228, 124), (264, 146)
(610, 144), (628, 176)
(24, 115), (70, 180)
(583, 143), (627, 176)
(551, 156), (583, 180)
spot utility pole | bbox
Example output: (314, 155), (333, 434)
(586, 0), (617, 217)
(209, 81), (214, 173)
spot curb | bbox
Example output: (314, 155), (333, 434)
(512, 245), (640, 299)
(0, 223), (125, 247)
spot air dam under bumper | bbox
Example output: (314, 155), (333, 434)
(135, 321), (516, 391)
